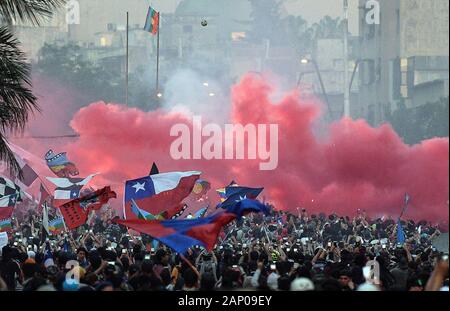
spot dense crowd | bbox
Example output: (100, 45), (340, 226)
(0, 206), (448, 291)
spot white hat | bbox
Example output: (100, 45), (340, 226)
(290, 278), (314, 291)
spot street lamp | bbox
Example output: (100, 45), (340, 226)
(203, 82), (209, 87)
(300, 57), (331, 116)
(156, 92), (163, 98)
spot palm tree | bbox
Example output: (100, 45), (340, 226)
(0, 0), (66, 177)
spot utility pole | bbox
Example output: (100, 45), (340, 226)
(343, 0), (350, 118)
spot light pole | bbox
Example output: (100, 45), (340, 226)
(300, 58), (332, 116)
(343, 0), (350, 118)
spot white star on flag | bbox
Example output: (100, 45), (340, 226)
(132, 182), (146, 193)
(236, 195), (247, 202)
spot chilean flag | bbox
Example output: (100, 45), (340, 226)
(123, 171), (201, 220)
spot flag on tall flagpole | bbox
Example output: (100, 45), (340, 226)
(144, 6), (159, 35)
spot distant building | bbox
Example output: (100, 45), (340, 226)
(358, 0), (449, 125)
(299, 37), (360, 120)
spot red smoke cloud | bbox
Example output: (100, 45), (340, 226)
(14, 75), (449, 225)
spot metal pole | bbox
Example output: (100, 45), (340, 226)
(343, 0), (350, 118)
(126, 12), (129, 107)
(313, 60), (332, 116)
(349, 60), (360, 94)
(156, 13), (160, 93)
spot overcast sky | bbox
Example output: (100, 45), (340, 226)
(151, 0), (359, 34)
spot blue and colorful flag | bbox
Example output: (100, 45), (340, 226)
(124, 171), (200, 220)
(0, 218), (12, 232)
(115, 199), (269, 254)
(144, 6), (159, 35)
(396, 218), (406, 245)
(45, 149), (79, 178)
(217, 185), (264, 210)
(216, 180), (238, 202)
(49, 218), (65, 234)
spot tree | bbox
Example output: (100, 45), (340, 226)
(311, 16), (344, 40)
(0, 0), (66, 176)
(387, 97), (449, 145)
(248, 0), (287, 45)
(282, 15), (314, 56)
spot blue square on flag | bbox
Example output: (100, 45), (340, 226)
(70, 189), (80, 199)
(125, 176), (156, 202)
(8, 195), (18, 206)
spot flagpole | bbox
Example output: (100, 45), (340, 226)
(126, 11), (129, 107)
(156, 12), (160, 94)
(399, 193), (409, 219)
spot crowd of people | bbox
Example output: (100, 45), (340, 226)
(0, 206), (448, 291)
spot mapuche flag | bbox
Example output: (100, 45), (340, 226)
(0, 218), (12, 233)
(144, 6), (159, 35)
(59, 186), (116, 230)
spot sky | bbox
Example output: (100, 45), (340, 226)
(282, 0), (359, 34)
(151, 0), (360, 34)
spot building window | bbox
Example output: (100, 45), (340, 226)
(400, 85), (408, 98)
(401, 58), (408, 70)
(100, 37), (107, 47)
(400, 58), (408, 98)
(231, 32), (246, 41)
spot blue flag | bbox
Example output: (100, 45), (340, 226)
(397, 218), (406, 245)
(115, 199), (270, 254)
(217, 186), (263, 209)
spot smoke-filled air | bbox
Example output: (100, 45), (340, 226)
(14, 74), (449, 225)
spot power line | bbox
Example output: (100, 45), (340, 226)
(6, 134), (80, 139)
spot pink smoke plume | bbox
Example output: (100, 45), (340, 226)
(13, 74), (449, 225)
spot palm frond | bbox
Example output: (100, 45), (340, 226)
(0, 26), (39, 133)
(0, 26), (38, 178)
(0, 0), (67, 26)
(0, 134), (21, 179)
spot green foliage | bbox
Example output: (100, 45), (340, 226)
(35, 43), (160, 110)
(388, 97), (449, 145)
(0, 0), (66, 25)
(248, 0), (344, 56)
(248, 0), (287, 45)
